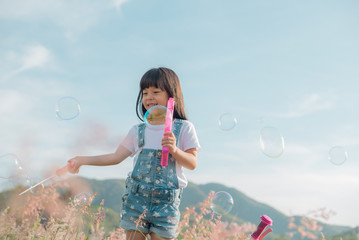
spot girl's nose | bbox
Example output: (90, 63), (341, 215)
(147, 93), (154, 99)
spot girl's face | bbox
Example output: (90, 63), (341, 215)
(142, 86), (169, 111)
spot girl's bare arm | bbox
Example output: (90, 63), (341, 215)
(68, 145), (132, 173)
(170, 147), (198, 170)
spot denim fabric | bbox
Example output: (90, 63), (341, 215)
(120, 119), (183, 239)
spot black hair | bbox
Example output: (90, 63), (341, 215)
(136, 67), (187, 121)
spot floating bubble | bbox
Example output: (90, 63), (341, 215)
(210, 191), (234, 215)
(218, 113), (237, 131)
(144, 105), (167, 127)
(259, 127), (285, 158)
(0, 153), (23, 179)
(56, 96), (81, 120)
(74, 192), (93, 206)
(25, 177), (45, 196)
(328, 146), (348, 166)
(0, 154), (26, 192)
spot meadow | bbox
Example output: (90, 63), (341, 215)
(0, 181), (343, 240)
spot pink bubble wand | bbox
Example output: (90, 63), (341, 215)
(251, 215), (273, 240)
(18, 162), (75, 196)
(161, 97), (175, 167)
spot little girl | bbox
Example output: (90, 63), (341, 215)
(68, 67), (200, 240)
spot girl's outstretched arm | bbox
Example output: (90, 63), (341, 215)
(162, 132), (198, 170)
(67, 145), (132, 174)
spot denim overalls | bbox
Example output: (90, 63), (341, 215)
(120, 119), (183, 239)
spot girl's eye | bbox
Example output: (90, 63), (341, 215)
(143, 92), (148, 95)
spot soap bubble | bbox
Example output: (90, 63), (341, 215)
(144, 105), (167, 127)
(74, 192), (93, 206)
(218, 112), (237, 131)
(259, 127), (285, 158)
(25, 177), (45, 196)
(0, 153), (23, 179)
(328, 146), (348, 165)
(56, 96), (81, 120)
(210, 191), (234, 215)
(0, 154), (26, 192)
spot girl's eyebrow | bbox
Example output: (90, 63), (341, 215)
(143, 87), (161, 91)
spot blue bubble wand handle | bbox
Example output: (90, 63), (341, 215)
(161, 98), (175, 167)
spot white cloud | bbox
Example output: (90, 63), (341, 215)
(1, 45), (53, 80)
(278, 93), (335, 118)
(0, 0), (129, 39)
(19, 45), (52, 71)
(0, 0), (121, 19)
(284, 143), (313, 156)
(0, 90), (36, 155)
(113, 0), (129, 10)
(0, 90), (24, 113)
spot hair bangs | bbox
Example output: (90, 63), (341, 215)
(140, 69), (166, 92)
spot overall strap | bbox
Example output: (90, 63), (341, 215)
(138, 123), (145, 148)
(172, 119), (183, 147)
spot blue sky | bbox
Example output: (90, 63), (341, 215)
(1, 0), (359, 227)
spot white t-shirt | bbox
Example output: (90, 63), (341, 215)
(120, 120), (200, 188)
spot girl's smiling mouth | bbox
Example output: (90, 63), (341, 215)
(146, 103), (157, 108)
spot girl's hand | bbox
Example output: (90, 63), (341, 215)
(161, 132), (177, 154)
(67, 157), (82, 174)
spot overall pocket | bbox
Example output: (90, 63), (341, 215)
(131, 152), (153, 178)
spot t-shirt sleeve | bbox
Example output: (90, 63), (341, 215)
(179, 121), (201, 152)
(120, 125), (138, 157)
